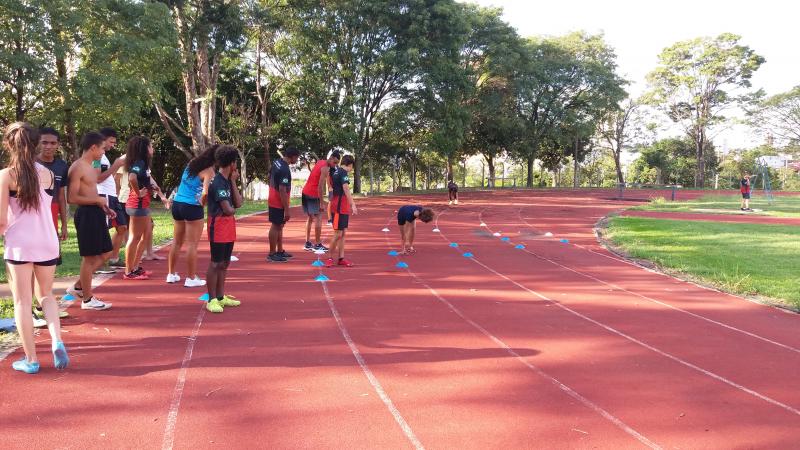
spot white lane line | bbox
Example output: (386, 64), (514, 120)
(385, 218), (660, 449)
(435, 213), (800, 418)
(319, 281), (425, 450)
(478, 211), (800, 355)
(162, 306), (206, 450)
(161, 215), (268, 449)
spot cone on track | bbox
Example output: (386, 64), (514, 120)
(432, 228), (440, 232)
(62, 294), (76, 301)
(560, 239), (569, 244)
(480, 223), (487, 227)
(501, 237), (510, 242)
(463, 252), (474, 258)
(198, 293), (210, 302)
(449, 243), (459, 248)
(388, 250), (399, 256)
(492, 232), (501, 237)
(230, 255), (239, 262)
(396, 262), (409, 268)
(311, 260), (325, 267)
(545, 232), (553, 237)
(313, 249), (326, 255)
(515, 244), (525, 249)
(382, 228), (390, 232)
(315, 274), (330, 282)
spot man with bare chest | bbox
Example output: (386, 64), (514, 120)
(66, 132), (115, 310)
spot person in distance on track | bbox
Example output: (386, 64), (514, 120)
(447, 179), (458, 205)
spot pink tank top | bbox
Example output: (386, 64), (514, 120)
(3, 164), (59, 262)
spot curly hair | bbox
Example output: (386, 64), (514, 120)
(188, 144), (219, 177)
(124, 136), (152, 172)
(419, 208), (434, 223)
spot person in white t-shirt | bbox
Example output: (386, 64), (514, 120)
(96, 128), (127, 272)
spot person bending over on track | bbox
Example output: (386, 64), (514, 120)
(448, 179), (458, 205)
(167, 145), (217, 287)
(740, 172), (752, 212)
(205, 146), (243, 314)
(301, 150), (340, 252)
(397, 205), (434, 255)
(267, 147), (300, 263)
(325, 155), (357, 267)
(0, 122), (69, 373)
(66, 132), (115, 310)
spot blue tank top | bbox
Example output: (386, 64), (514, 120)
(174, 166), (203, 205)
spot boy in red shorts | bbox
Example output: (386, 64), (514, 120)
(205, 146), (244, 314)
(325, 155), (357, 267)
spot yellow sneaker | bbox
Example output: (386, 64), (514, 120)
(206, 298), (224, 313)
(220, 295), (240, 307)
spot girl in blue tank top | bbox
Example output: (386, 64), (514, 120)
(168, 145), (219, 287)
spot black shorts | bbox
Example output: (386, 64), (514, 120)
(5, 258), (59, 267)
(74, 205), (113, 257)
(105, 195), (128, 228)
(332, 213), (349, 230)
(172, 201), (204, 221)
(268, 207), (286, 225)
(209, 242), (234, 263)
(449, 187), (458, 193)
(302, 194), (321, 215)
(742, 192), (751, 199)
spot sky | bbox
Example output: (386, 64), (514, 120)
(461, 0), (799, 150)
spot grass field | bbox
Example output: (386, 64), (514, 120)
(633, 194), (800, 218)
(0, 200), (271, 284)
(606, 216), (800, 309)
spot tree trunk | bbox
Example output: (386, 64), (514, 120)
(694, 132), (705, 188)
(613, 150), (624, 184)
(447, 154), (454, 182)
(486, 157), (495, 188)
(573, 140), (579, 188)
(238, 150), (249, 196)
(369, 160), (374, 195)
(353, 155), (362, 193)
(55, 56), (77, 159)
(172, 4), (204, 155)
(526, 155), (535, 187)
(462, 157), (467, 187)
(409, 158), (417, 191)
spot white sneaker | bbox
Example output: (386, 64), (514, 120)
(81, 297), (112, 311)
(454, 199), (458, 205)
(230, 255), (239, 262)
(65, 286), (84, 300)
(184, 276), (206, 288)
(33, 315), (47, 328)
(166, 273), (181, 284)
(448, 200), (453, 205)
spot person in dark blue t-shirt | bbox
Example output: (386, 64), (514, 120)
(397, 205), (434, 254)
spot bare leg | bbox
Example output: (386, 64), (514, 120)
(329, 230), (342, 257)
(314, 214), (322, 245)
(111, 225), (128, 262)
(126, 216), (148, 273)
(216, 261), (230, 298)
(269, 223), (278, 254)
(206, 262), (220, 299)
(305, 215), (312, 243)
(184, 220), (204, 278)
(399, 226), (406, 253)
(277, 224), (284, 253)
(338, 230), (346, 259)
(168, 221), (186, 275)
(79, 255), (106, 298)
(9, 263), (37, 363)
(408, 222), (416, 252)
(33, 264), (61, 344)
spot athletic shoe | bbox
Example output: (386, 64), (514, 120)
(124, 271), (149, 280)
(12, 358), (40, 374)
(277, 251), (294, 259)
(324, 258), (335, 268)
(314, 243), (329, 252)
(33, 315), (47, 328)
(304, 241), (314, 251)
(337, 258), (354, 267)
(134, 267), (154, 277)
(268, 254), (288, 263)
(206, 298), (224, 313)
(81, 297), (112, 311)
(184, 276), (206, 288)
(166, 273), (181, 284)
(108, 259), (126, 269)
(454, 199), (458, 205)
(65, 286), (84, 300)
(220, 295), (240, 307)
(230, 255), (239, 262)
(52, 341), (69, 370)
(448, 200), (453, 205)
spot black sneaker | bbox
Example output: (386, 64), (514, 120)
(108, 259), (126, 268)
(304, 241), (314, 251)
(314, 243), (329, 252)
(277, 251), (294, 259)
(268, 254), (288, 263)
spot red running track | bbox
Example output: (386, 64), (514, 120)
(1, 189), (798, 449)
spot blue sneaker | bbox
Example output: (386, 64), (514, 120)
(53, 341), (69, 370)
(12, 358), (40, 374)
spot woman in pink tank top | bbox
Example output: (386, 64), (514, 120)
(0, 122), (68, 374)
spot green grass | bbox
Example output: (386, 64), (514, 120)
(0, 200), (270, 284)
(0, 297), (12, 319)
(606, 216), (800, 308)
(633, 194), (800, 218)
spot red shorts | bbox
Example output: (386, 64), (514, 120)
(208, 215), (236, 243)
(50, 202), (60, 230)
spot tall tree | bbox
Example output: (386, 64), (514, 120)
(597, 99), (643, 184)
(156, 0), (245, 157)
(645, 33), (764, 187)
(748, 86), (800, 145)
